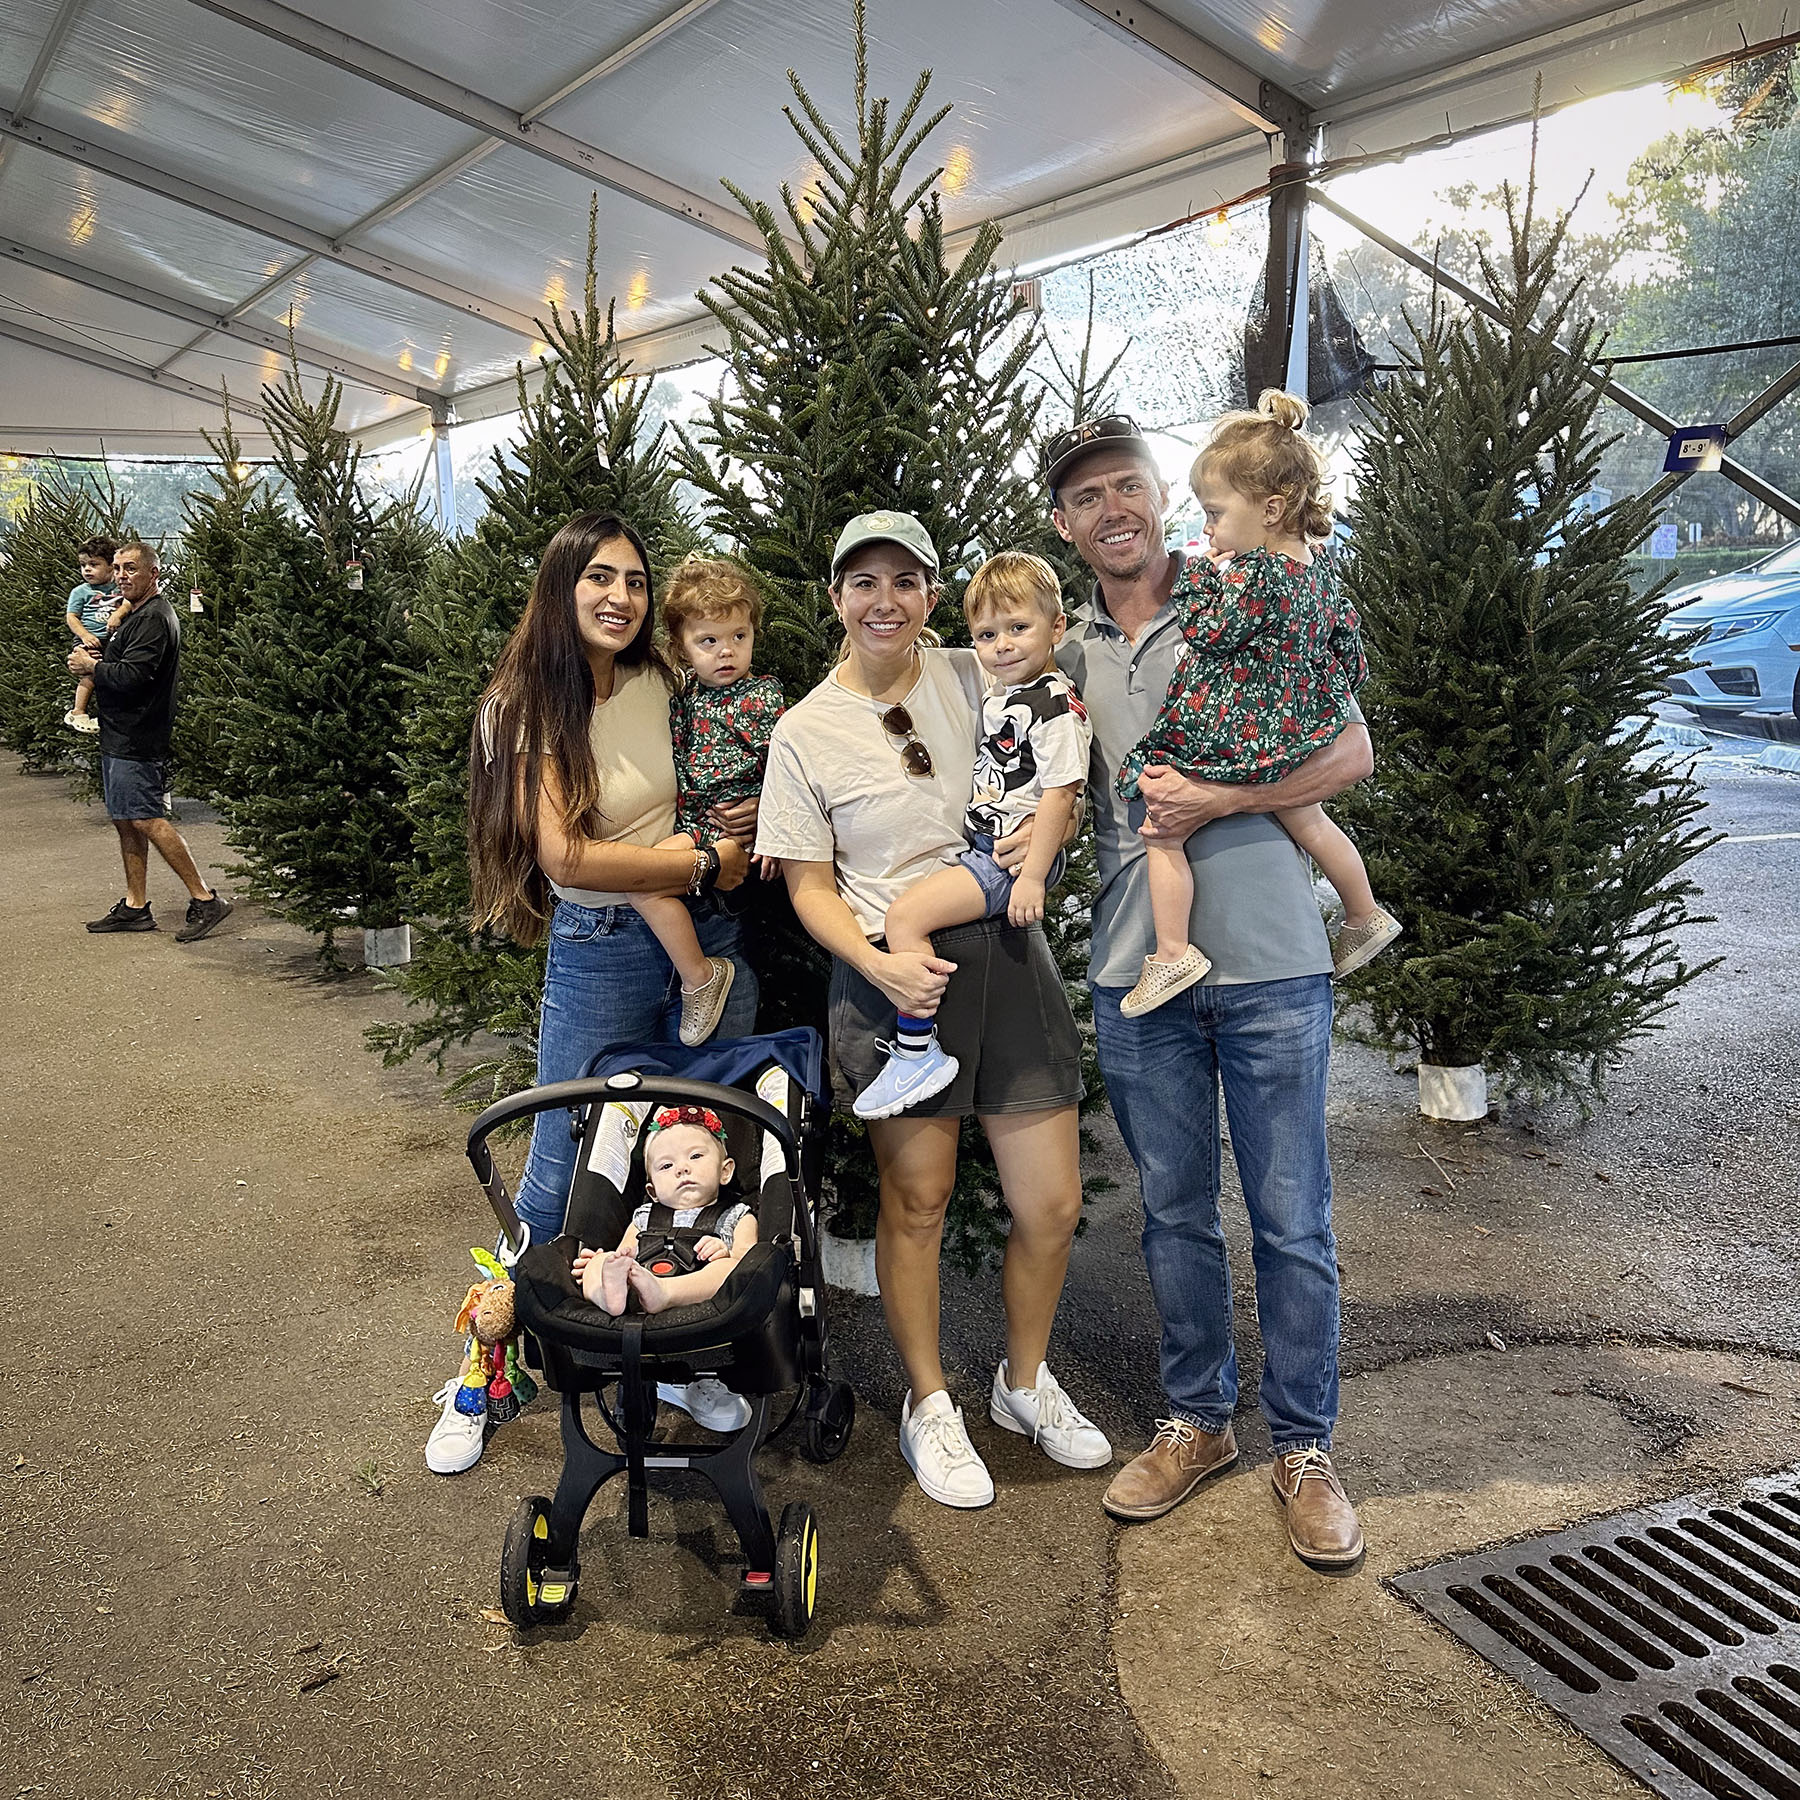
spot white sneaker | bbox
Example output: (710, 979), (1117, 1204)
(853, 1038), (960, 1120)
(900, 1388), (994, 1508)
(989, 1360), (1113, 1470)
(425, 1379), (485, 1475)
(658, 1377), (751, 1433)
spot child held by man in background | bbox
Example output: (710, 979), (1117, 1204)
(62, 536), (122, 734)
(573, 1104), (758, 1315)
(854, 550), (1091, 1119)
(1115, 389), (1401, 1020)
(631, 556), (785, 1047)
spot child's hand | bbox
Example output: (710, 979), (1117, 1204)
(1008, 874), (1047, 927)
(693, 1235), (727, 1261)
(756, 853), (782, 881)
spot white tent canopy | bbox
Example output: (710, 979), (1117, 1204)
(1, 0), (1788, 464)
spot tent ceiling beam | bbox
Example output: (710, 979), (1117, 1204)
(1, 234), (444, 405)
(1640, 356), (1800, 514)
(1311, 187), (1800, 528)
(180, 0), (772, 254)
(0, 0), (88, 186)
(0, 314), (262, 417)
(1057, 0), (1310, 144)
(151, 252), (317, 378)
(0, 111), (543, 339)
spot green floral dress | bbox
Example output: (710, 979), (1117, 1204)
(671, 673), (786, 839)
(1116, 547), (1365, 799)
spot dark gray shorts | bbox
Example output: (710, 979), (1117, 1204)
(101, 756), (168, 822)
(828, 916), (1084, 1118)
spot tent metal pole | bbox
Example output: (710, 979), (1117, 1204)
(1311, 186), (1800, 528)
(0, 315), (265, 417)
(429, 405), (458, 536)
(2, 235), (445, 406)
(1637, 356), (1800, 516)
(0, 0), (86, 188)
(180, 0), (772, 254)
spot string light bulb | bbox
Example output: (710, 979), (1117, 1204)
(1205, 208), (1231, 248)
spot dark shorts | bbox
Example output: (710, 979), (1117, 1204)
(101, 756), (168, 822)
(828, 916), (1084, 1118)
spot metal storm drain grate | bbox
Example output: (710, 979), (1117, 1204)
(1393, 1467), (1800, 1800)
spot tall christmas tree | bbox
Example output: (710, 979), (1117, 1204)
(676, 2), (1098, 1264)
(0, 463), (125, 774)
(170, 402), (277, 800)
(367, 202), (702, 1102)
(1335, 161), (1716, 1105)
(213, 357), (436, 969)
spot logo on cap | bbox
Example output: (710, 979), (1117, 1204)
(865, 512), (896, 528)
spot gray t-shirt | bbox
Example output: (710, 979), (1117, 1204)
(1058, 580), (1359, 990)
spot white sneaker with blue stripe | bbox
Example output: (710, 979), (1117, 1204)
(853, 1037), (960, 1120)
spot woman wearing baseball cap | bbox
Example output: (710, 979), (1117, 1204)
(755, 510), (1110, 1509)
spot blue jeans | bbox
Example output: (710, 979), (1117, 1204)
(1092, 974), (1338, 1450)
(513, 896), (757, 1241)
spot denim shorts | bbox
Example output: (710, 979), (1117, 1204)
(958, 831), (1068, 920)
(101, 756), (168, 822)
(828, 915), (1083, 1118)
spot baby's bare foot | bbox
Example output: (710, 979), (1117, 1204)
(625, 1260), (670, 1315)
(600, 1250), (634, 1315)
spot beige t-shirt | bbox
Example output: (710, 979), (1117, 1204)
(755, 647), (985, 940)
(548, 659), (678, 908)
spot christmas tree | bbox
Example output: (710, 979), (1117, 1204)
(169, 402), (277, 800)
(676, 1), (1100, 1265)
(367, 202), (702, 1102)
(0, 462), (125, 775)
(213, 357), (436, 970)
(1335, 160), (1716, 1105)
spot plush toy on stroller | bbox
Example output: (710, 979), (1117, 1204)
(465, 1027), (855, 1639)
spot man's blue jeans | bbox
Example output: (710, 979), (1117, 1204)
(513, 896), (757, 1241)
(1092, 973), (1338, 1450)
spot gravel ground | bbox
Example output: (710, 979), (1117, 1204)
(4, 715), (1797, 1799)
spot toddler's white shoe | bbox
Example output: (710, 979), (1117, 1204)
(678, 957), (736, 1047)
(900, 1388), (994, 1508)
(853, 1037), (960, 1120)
(1331, 904), (1402, 976)
(989, 1360), (1113, 1469)
(659, 1376), (752, 1433)
(425, 1378), (486, 1475)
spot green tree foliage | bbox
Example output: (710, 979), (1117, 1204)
(171, 404), (279, 799)
(675, 0), (1103, 1265)
(0, 463), (125, 777)
(367, 203), (702, 1102)
(213, 359), (436, 969)
(1335, 166), (1718, 1103)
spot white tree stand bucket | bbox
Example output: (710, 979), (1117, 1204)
(1418, 1062), (1488, 1121)
(819, 1227), (880, 1296)
(363, 924), (412, 967)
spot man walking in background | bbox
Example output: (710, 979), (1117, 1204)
(69, 541), (231, 941)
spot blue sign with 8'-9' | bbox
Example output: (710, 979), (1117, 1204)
(1663, 425), (1728, 473)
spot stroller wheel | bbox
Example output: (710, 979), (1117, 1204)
(802, 1381), (856, 1464)
(772, 1501), (820, 1640)
(500, 1495), (577, 1628)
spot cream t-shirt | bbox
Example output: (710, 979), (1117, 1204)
(548, 659), (679, 908)
(755, 647), (985, 940)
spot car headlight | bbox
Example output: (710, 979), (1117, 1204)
(1709, 611), (1784, 641)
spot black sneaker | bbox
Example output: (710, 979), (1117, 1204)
(175, 893), (233, 943)
(87, 899), (155, 933)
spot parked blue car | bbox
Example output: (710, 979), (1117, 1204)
(1659, 538), (1800, 721)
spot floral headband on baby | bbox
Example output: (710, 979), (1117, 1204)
(643, 1103), (728, 1146)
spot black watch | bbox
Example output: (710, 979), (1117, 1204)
(696, 843), (722, 895)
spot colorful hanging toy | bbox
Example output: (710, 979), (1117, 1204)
(449, 1247), (534, 1425)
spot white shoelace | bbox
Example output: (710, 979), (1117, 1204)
(430, 1380), (461, 1408)
(913, 1406), (980, 1471)
(1029, 1370), (1097, 1444)
(1280, 1445), (1336, 1489)
(1150, 1416), (1202, 1453)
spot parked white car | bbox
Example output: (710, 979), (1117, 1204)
(1659, 539), (1800, 721)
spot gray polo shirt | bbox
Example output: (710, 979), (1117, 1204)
(1057, 566), (1351, 989)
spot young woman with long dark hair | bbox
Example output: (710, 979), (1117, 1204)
(428, 511), (757, 1473)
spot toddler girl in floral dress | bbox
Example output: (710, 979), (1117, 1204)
(1117, 390), (1401, 1017)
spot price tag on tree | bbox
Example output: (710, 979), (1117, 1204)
(1662, 425), (1727, 474)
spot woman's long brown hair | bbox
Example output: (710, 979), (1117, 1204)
(467, 512), (671, 945)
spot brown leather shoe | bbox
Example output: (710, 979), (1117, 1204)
(1271, 1446), (1364, 1569)
(1102, 1418), (1238, 1521)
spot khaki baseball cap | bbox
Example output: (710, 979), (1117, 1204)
(830, 509), (940, 578)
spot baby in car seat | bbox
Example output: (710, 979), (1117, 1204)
(573, 1104), (759, 1315)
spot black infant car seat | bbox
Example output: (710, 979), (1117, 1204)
(464, 1028), (855, 1639)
